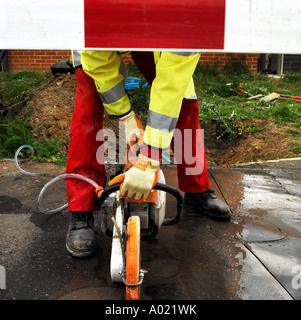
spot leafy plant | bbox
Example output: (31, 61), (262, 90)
(31, 138), (67, 166)
(0, 118), (67, 165)
(0, 118), (34, 157)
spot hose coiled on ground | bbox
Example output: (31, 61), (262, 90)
(11, 145), (100, 214)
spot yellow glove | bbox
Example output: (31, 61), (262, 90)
(120, 110), (144, 147)
(108, 154), (159, 203)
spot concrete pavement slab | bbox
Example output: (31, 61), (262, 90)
(0, 159), (300, 300)
(208, 159), (301, 300)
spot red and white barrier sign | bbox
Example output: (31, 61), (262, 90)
(1, 0), (301, 53)
(85, 0), (226, 50)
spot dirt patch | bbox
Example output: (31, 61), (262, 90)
(18, 73), (76, 144)
(203, 118), (299, 166)
(16, 73), (300, 166)
(18, 73), (120, 153)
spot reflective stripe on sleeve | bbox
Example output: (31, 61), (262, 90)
(147, 109), (178, 132)
(98, 58), (128, 104)
(72, 50), (82, 68)
(183, 94), (197, 100)
(98, 80), (126, 104)
(168, 51), (199, 56)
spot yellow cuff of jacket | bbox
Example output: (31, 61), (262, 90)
(143, 126), (173, 150)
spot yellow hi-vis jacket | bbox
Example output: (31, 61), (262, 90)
(79, 50), (200, 150)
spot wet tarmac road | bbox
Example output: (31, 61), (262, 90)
(0, 159), (300, 300)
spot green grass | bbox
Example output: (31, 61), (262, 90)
(1, 66), (300, 166)
(0, 117), (67, 165)
(127, 58), (300, 140)
(0, 71), (66, 165)
(193, 62), (301, 140)
(0, 71), (50, 102)
(289, 142), (301, 155)
(285, 129), (301, 137)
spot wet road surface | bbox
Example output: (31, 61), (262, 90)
(0, 159), (300, 300)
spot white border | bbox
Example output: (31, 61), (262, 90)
(1, 0), (301, 53)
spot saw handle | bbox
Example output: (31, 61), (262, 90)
(96, 182), (183, 226)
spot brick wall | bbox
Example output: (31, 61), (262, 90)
(199, 52), (259, 74)
(6, 50), (258, 74)
(7, 50), (71, 73)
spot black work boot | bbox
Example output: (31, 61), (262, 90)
(184, 190), (231, 221)
(66, 211), (96, 258)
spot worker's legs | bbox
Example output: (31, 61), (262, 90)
(131, 51), (210, 191)
(131, 51), (231, 221)
(66, 67), (107, 211)
(65, 67), (107, 257)
(172, 98), (210, 193)
(173, 98), (231, 221)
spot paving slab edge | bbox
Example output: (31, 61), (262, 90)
(225, 157), (301, 168)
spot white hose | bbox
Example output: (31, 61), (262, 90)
(14, 145), (49, 176)
(12, 145), (100, 214)
(38, 173), (99, 214)
(1, 144), (35, 164)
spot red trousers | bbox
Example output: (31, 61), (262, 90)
(66, 68), (107, 211)
(66, 54), (210, 212)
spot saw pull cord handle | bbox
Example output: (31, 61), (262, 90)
(96, 182), (183, 226)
